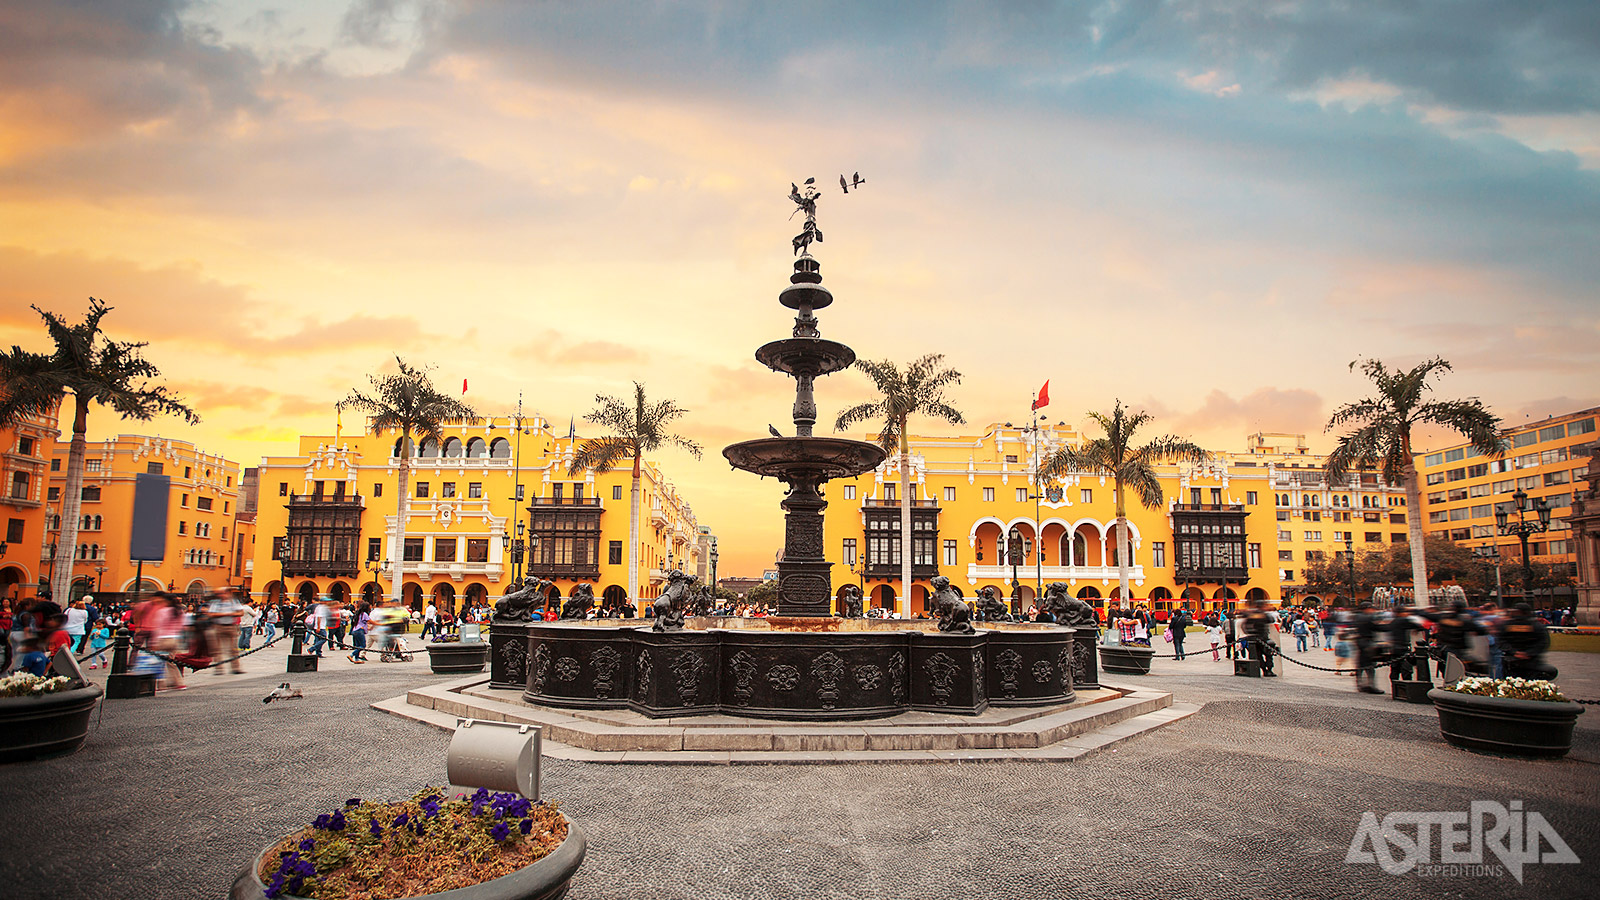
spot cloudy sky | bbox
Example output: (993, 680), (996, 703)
(3, 1), (1598, 574)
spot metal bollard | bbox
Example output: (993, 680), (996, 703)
(446, 719), (541, 800)
(106, 626), (155, 699)
(287, 620), (319, 673)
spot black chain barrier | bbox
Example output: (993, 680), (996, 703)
(128, 629), (292, 671)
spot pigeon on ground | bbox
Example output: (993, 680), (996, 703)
(263, 682), (304, 704)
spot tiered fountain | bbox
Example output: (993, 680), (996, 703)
(488, 182), (1091, 720)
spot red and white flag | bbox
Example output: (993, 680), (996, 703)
(1032, 380), (1050, 411)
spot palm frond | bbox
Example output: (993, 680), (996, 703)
(1416, 398), (1504, 458)
(569, 436), (634, 475)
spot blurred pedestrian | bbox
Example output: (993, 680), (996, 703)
(348, 602), (371, 664)
(207, 589), (245, 674)
(1501, 603), (1557, 680)
(87, 619), (112, 669)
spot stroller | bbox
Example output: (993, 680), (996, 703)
(369, 608), (414, 662)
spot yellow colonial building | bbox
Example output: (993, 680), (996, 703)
(45, 435), (245, 603)
(1, 404), (60, 604)
(1415, 407), (1595, 599)
(249, 417), (705, 615)
(819, 425), (1410, 617)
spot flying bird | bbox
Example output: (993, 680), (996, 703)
(264, 682), (305, 704)
(768, 425), (783, 438)
(804, 177), (815, 185)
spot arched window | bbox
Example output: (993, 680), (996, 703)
(443, 437), (463, 458)
(392, 437), (414, 458)
(489, 437), (511, 459)
(77, 544), (87, 559)
(466, 437), (487, 458)
(93, 515), (102, 530)
(89, 543), (99, 560)
(419, 437), (440, 457)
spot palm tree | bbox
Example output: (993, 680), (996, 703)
(1040, 401), (1206, 608)
(0, 299), (197, 602)
(834, 354), (964, 617)
(1325, 357), (1501, 605)
(339, 358), (476, 607)
(569, 383), (702, 605)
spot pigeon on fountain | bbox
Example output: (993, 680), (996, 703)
(768, 424), (783, 437)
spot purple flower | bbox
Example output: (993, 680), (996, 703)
(370, 820), (383, 838)
(472, 787), (490, 802)
(298, 838), (315, 853)
(393, 813), (409, 827)
(345, 798), (362, 807)
(489, 820), (511, 842)
(265, 874), (286, 899)
(328, 810), (347, 831)
(519, 819), (533, 835)
(312, 814), (332, 830)
(287, 875), (304, 895)
(420, 798), (441, 818)
(413, 821), (426, 837)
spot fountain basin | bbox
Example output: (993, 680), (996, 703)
(504, 619), (1080, 720)
(755, 338), (855, 377)
(723, 437), (886, 480)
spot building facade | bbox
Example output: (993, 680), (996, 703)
(1, 404), (60, 605)
(45, 435), (245, 604)
(1414, 407), (1596, 606)
(248, 417), (704, 614)
(817, 425), (1409, 617)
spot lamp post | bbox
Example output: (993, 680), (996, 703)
(1495, 488), (1551, 603)
(709, 540), (720, 598)
(94, 563), (107, 594)
(1472, 545), (1502, 604)
(366, 555), (386, 605)
(1344, 537), (1356, 607)
(1007, 525), (1025, 613)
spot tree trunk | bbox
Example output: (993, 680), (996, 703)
(50, 393), (89, 604)
(392, 434), (411, 607)
(1402, 431), (1429, 605)
(899, 419), (912, 619)
(1114, 477), (1130, 609)
(630, 449), (642, 610)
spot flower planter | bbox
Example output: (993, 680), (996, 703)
(1428, 688), (1584, 759)
(0, 684), (103, 764)
(1390, 679), (1433, 704)
(427, 642), (490, 675)
(1100, 645), (1155, 675)
(229, 815), (587, 900)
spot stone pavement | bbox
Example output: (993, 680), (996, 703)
(1, 644), (1595, 900)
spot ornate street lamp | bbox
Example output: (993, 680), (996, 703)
(1344, 537), (1356, 607)
(1495, 488), (1551, 601)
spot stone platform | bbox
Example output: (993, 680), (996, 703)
(377, 675), (1190, 764)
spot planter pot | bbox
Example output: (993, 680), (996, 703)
(427, 642), (490, 675)
(0, 683), (103, 764)
(1428, 688), (1584, 759)
(1100, 645), (1155, 675)
(230, 815), (586, 900)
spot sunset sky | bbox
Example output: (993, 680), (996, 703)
(3, 1), (1598, 576)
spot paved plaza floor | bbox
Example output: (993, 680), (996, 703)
(2, 639), (1596, 900)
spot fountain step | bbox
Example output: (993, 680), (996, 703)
(378, 676), (1182, 763)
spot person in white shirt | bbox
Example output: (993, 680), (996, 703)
(421, 601), (440, 640)
(63, 600), (89, 648)
(308, 597), (333, 657)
